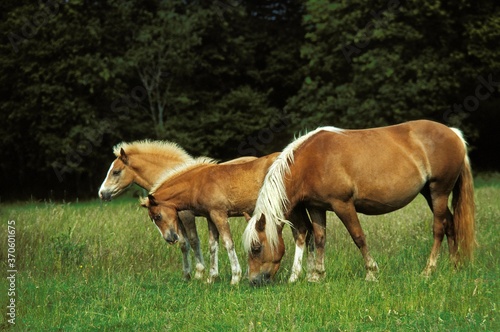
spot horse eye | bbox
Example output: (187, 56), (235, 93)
(251, 243), (262, 255)
(112, 170), (121, 176)
(152, 214), (162, 222)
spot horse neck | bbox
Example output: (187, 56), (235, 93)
(154, 177), (195, 210)
(129, 153), (191, 191)
(282, 156), (320, 219)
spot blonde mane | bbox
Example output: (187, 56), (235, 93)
(113, 140), (193, 163)
(150, 157), (217, 194)
(243, 126), (345, 252)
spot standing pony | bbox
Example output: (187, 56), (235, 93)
(243, 120), (476, 285)
(98, 140), (255, 280)
(140, 153), (320, 285)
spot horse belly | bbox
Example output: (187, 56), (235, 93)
(354, 194), (418, 215)
(353, 175), (424, 215)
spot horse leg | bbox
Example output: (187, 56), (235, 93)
(307, 208), (327, 282)
(333, 201), (378, 281)
(422, 193), (452, 276)
(210, 210), (241, 285)
(178, 210), (205, 279)
(444, 207), (458, 265)
(175, 220), (192, 280)
(206, 218), (220, 283)
(288, 206), (310, 283)
(305, 226), (316, 281)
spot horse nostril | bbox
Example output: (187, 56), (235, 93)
(100, 191), (112, 201)
(166, 232), (179, 244)
(250, 279), (260, 287)
(250, 273), (271, 287)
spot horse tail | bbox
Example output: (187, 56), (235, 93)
(452, 153), (476, 263)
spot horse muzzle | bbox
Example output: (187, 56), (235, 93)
(99, 190), (112, 201)
(249, 272), (272, 287)
(165, 230), (179, 245)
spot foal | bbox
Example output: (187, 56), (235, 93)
(141, 153), (319, 284)
(141, 155), (276, 284)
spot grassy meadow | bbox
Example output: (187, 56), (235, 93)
(1, 175), (499, 331)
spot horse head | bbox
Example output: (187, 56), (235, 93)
(98, 148), (135, 201)
(244, 213), (285, 286)
(140, 194), (180, 244)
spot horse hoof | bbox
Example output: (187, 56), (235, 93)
(307, 272), (325, 283)
(307, 276), (320, 283)
(194, 264), (205, 280)
(365, 272), (378, 282)
(288, 271), (300, 283)
(421, 268), (434, 278)
(206, 274), (219, 284)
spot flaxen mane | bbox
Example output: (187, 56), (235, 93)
(113, 140), (193, 162)
(243, 126), (345, 252)
(150, 157), (217, 194)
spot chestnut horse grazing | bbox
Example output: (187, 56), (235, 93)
(98, 140), (255, 280)
(243, 120), (476, 285)
(140, 153), (318, 285)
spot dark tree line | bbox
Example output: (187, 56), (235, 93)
(1, 0), (499, 201)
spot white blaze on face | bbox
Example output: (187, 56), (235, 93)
(155, 222), (165, 239)
(98, 160), (117, 197)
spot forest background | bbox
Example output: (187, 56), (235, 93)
(1, 0), (499, 201)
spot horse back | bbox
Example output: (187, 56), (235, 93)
(289, 120), (466, 214)
(192, 153), (280, 215)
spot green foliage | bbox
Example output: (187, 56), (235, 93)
(288, 0), (500, 133)
(0, 179), (498, 330)
(0, 0), (498, 200)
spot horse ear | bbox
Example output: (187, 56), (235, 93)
(148, 194), (158, 207)
(120, 148), (129, 165)
(139, 197), (148, 208)
(256, 214), (266, 232)
(242, 212), (252, 222)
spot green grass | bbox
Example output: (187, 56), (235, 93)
(1, 177), (499, 331)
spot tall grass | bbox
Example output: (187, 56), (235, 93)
(1, 178), (499, 331)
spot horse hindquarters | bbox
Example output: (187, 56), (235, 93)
(421, 128), (475, 274)
(422, 157), (476, 275)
